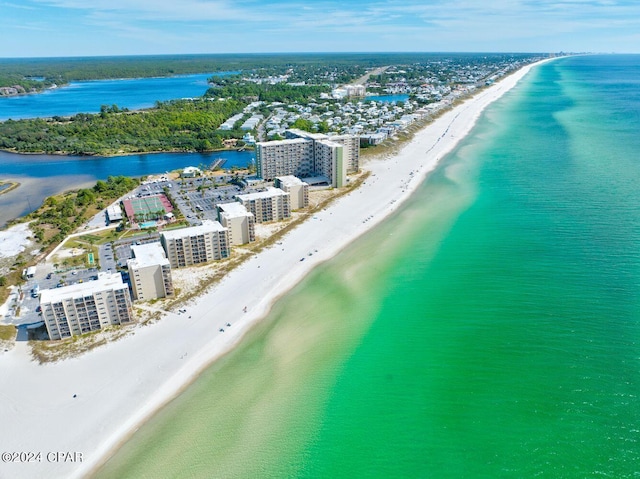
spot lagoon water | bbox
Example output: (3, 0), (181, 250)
(0, 149), (253, 227)
(0, 70), (248, 227)
(0, 72), (235, 121)
(96, 55), (640, 478)
(365, 94), (410, 103)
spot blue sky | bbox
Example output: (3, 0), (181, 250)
(1, 0), (639, 57)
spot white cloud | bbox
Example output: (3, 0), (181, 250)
(31, 0), (252, 21)
(8, 0), (640, 55)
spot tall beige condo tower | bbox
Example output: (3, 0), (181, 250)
(274, 176), (309, 210)
(217, 202), (256, 246)
(127, 243), (174, 301)
(256, 129), (359, 188)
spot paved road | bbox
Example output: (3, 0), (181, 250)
(351, 66), (390, 86)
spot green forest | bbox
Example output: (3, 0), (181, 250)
(28, 175), (139, 245)
(206, 75), (330, 103)
(0, 53), (376, 90)
(0, 99), (244, 155)
(0, 52), (517, 90)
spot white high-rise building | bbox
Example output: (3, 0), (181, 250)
(127, 243), (174, 301)
(286, 129), (359, 173)
(313, 139), (346, 188)
(256, 138), (314, 180)
(217, 202), (256, 246)
(256, 129), (359, 188)
(40, 272), (134, 340)
(161, 220), (230, 268)
(236, 187), (291, 224)
(327, 134), (360, 173)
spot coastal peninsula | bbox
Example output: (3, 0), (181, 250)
(0, 59), (549, 479)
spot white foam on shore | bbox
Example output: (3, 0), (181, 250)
(0, 60), (550, 479)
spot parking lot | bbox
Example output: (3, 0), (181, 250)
(164, 176), (264, 225)
(6, 267), (101, 327)
(112, 234), (161, 267)
(4, 171), (269, 331)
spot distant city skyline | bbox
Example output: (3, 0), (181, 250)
(1, 0), (639, 58)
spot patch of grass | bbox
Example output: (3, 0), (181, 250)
(29, 325), (132, 364)
(78, 234), (103, 243)
(0, 324), (16, 341)
(0, 271), (23, 306)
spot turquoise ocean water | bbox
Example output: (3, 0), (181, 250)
(95, 55), (640, 478)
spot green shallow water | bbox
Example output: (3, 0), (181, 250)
(96, 55), (640, 478)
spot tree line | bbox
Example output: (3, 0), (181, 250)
(206, 76), (330, 104)
(0, 98), (245, 155)
(29, 175), (139, 245)
(2, 53), (522, 91)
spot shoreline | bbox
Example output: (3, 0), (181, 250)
(0, 181), (20, 196)
(0, 146), (252, 159)
(0, 58), (552, 479)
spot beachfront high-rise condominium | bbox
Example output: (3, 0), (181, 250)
(40, 272), (134, 340)
(256, 138), (314, 180)
(326, 134), (360, 174)
(236, 187), (291, 224)
(314, 139), (346, 188)
(274, 175), (309, 210)
(256, 129), (359, 188)
(217, 202), (256, 246)
(127, 243), (174, 301)
(285, 129), (360, 175)
(160, 220), (230, 269)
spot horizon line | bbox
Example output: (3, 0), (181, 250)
(0, 50), (592, 61)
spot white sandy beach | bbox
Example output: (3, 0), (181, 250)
(0, 60), (547, 479)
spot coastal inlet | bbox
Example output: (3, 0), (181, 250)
(0, 149), (253, 227)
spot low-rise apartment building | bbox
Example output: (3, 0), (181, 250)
(161, 220), (230, 268)
(40, 272), (134, 340)
(236, 187), (291, 224)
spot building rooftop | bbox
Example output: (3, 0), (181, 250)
(318, 139), (343, 148)
(275, 175), (308, 187)
(256, 138), (309, 147)
(301, 176), (330, 185)
(128, 243), (169, 269)
(40, 272), (126, 304)
(161, 220), (227, 241)
(286, 129), (329, 141)
(236, 187), (289, 202)
(106, 203), (123, 220)
(218, 202), (253, 218)
(182, 166), (202, 176)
